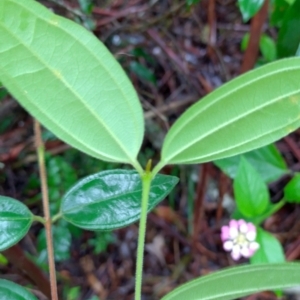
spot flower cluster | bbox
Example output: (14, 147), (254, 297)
(221, 219), (259, 261)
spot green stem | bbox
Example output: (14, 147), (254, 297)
(32, 215), (46, 224)
(152, 160), (165, 177)
(52, 212), (63, 224)
(134, 170), (152, 300)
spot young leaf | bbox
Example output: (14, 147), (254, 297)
(61, 170), (179, 230)
(250, 228), (285, 264)
(284, 173), (300, 202)
(0, 196), (33, 251)
(238, 0), (264, 22)
(0, 0), (144, 166)
(161, 263), (300, 300)
(233, 158), (269, 218)
(159, 57), (300, 167)
(0, 279), (37, 300)
(214, 144), (288, 183)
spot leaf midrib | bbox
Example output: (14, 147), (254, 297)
(163, 88), (300, 163)
(173, 116), (300, 164)
(62, 180), (168, 214)
(163, 62), (300, 159)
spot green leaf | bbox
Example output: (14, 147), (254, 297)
(0, 196), (33, 251)
(284, 173), (300, 202)
(78, 0), (94, 14)
(214, 144), (288, 183)
(161, 263), (300, 300)
(277, 0), (300, 58)
(0, 279), (37, 300)
(238, 0), (264, 22)
(186, 0), (201, 7)
(0, 0), (144, 166)
(241, 33), (250, 51)
(0, 86), (7, 101)
(250, 228), (285, 264)
(37, 222), (72, 262)
(129, 61), (156, 84)
(270, 0), (290, 27)
(61, 170), (179, 230)
(159, 57), (300, 167)
(233, 158), (269, 218)
(260, 34), (277, 62)
(241, 34), (277, 62)
(232, 199), (284, 225)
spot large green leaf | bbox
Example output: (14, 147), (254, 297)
(162, 263), (300, 300)
(250, 228), (285, 264)
(0, 279), (37, 300)
(0, 0), (144, 166)
(0, 196), (33, 251)
(214, 144), (288, 183)
(61, 170), (179, 230)
(159, 58), (300, 167)
(233, 157), (269, 218)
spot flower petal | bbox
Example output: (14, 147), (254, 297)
(229, 226), (238, 239)
(229, 219), (238, 229)
(221, 226), (230, 241)
(246, 230), (256, 241)
(237, 219), (247, 232)
(249, 241), (260, 251)
(223, 240), (234, 251)
(231, 245), (241, 260)
(240, 246), (251, 257)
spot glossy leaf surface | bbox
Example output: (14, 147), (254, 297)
(238, 0), (264, 22)
(162, 263), (300, 300)
(277, 0), (300, 58)
(61, 170), (179, 230)
(0, 279), (37, 300)
(284, 173), (300, 202)
(0, 196), (33, 251)
(0, 0), (144, 165)
(250, 228), (285, 264)
(233, 158), (269, 218)
(214, 144), (288, 183)
(160, 58), (300, 166)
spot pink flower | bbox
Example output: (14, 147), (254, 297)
(221, 219), (259, 261)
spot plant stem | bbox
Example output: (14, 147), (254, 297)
(134, 169), (152, 300)
(151, 160), (165, 177)
(32, 215), (46, 224)
(52, 212), (63, 224)
(34, 120), (59, 300)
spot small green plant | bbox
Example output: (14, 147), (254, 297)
(1, 0), (300, 299)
